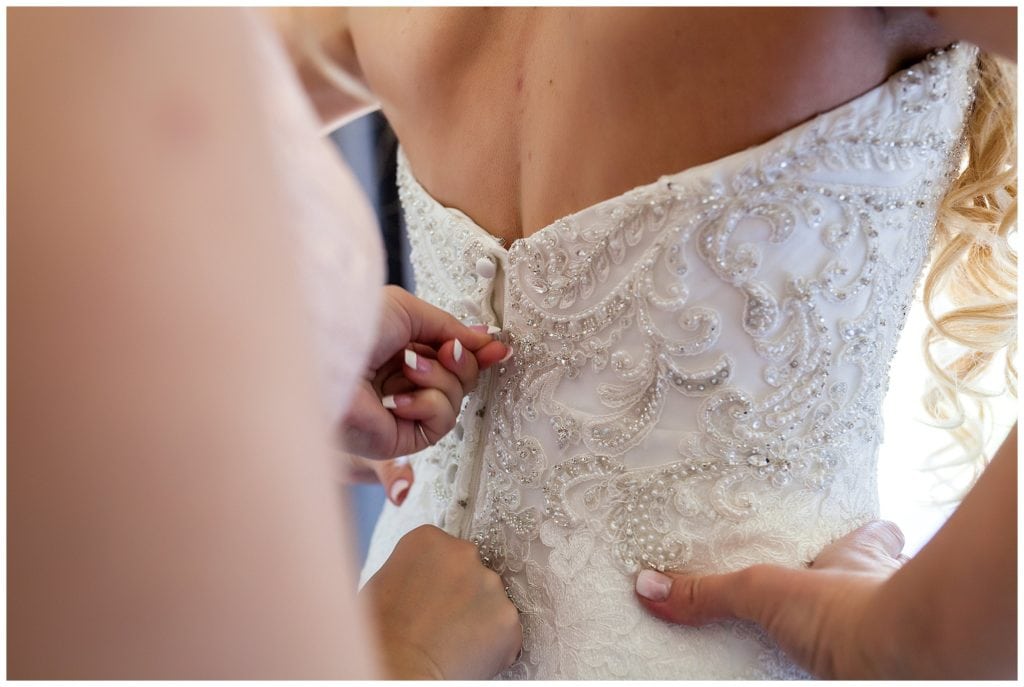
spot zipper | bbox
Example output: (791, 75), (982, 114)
(457, 370), (498, 540)
(456, 252), (508, 540)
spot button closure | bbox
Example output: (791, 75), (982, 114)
(476, 256), (497, 279)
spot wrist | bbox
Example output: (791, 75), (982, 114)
(845, 575), (922, 679)
(379, 643), (446, 680)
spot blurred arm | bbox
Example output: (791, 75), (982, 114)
(263, 7), (381, 132)
(9, 8), (378, 678)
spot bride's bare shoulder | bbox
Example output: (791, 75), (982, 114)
(920, 7), (1015, 60)
(265, 7), (380, 130)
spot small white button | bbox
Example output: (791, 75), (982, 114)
(460, 298), (481, 316)
(476, 256), (497, 279)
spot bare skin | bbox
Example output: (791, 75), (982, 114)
(288, 7), (1018, 245)
(363, 525), (523, 680)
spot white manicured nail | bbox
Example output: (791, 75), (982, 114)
(390, 479), (411, 505)
(404, 349), (418, 369)
(486, 325), (501, 335)
(636, 570), (672, 601)
(500, 346), (515, 363)
(453, 339), (464, 363)
(382, 395), (397, 410)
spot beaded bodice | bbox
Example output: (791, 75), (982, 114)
(363, 44), (977, 679)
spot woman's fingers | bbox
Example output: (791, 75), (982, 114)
(352, 285), (513, 462)
(853, 520), (906, 559)
(379, 340), (509, 454)
(384, 285), (499, 353)
(338, 451), (383, 484)
(633, 521), (914, 679)
(812, 520), (906, 572)
(389, 349), (465, 418)
(436, 339), (481, 395)
(341, 382), (401, 460)
(635, 564), (799, 627)
(635, 520), (908, 629)
(371, 457), (415, 506)
(474, 339), (512, 369)
(363, 524), (523, 679)
(384, 388), (459, 448)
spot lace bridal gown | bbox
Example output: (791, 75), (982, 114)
(361, 44), (977, 679)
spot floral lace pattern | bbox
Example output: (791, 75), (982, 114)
(361, 44), (977, 679)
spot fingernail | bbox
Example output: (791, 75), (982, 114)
(453, 339), (464, 363)
(636, 570), (672, 601)
(468, 324), (502, 335)
(499, 346), (515, 363)
(389, 479), (411, 506)
(404, 349), (430, 372)
(487, 325), (502, 335)
(381, 394), (413, 409)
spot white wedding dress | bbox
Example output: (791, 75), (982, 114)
(361, 44), (977, 679)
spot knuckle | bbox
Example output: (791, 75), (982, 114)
(684, 576), (701, 608)
(735, 564), (763, 589)
(493, 586), (520, 618)
(462, 355), (480, 377)
(453, 537), (480, 560)
(461, 375), (478, 394)
(876, 519), (906, 550)
(480, 567), (504, 592)
(408, 523), (441, 542)
(501, 600), (521, 630)
(382, 284), (405, 305)
(424, 388), (448, 408)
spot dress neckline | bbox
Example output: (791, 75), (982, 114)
(397, 43), (970, 256)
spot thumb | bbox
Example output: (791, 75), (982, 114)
(635, 564), (799, 627)
(387, 286), (496, 353)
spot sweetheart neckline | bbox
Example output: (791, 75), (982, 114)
(397, 42), (966, 256)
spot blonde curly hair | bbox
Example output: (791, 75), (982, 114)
(922, 51), (1017, 482)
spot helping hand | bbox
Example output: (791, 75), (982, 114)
(361, 525), (523, 679)
(634, 520), (907, 678)
(341, 285), (507, 462)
